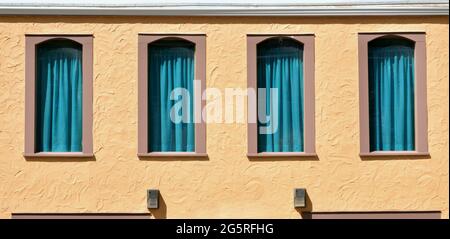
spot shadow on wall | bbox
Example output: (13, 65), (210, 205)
(138, 155), (209, 162)
(296, 192), (313, 219)
(360, 154), (431, 161)
(247, 155), (319, 162)
(149, 193), (167, 219)
(23, 155), (96, 162)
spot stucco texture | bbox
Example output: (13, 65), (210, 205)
(0, 16), (448, 219)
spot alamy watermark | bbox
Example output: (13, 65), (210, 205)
(168, 80), (280, 134)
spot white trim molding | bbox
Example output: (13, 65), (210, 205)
(0, 1), (448, 16)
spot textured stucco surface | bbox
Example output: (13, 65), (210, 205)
(0, 16), (448, 219)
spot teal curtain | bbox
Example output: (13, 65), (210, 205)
(36, 40), (83, 152)
(369, 38), (415, 151)
(148, 40), (195, 152)
(257, 38), (304, 152)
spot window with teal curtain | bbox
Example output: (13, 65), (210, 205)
(36, 39), (83, 152)
(148, 39), (195, 152)
(257, 38), (304, 152)
(369, 37), (415, 151)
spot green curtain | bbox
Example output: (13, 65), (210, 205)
(36, 40), (83, 152)
(148, 40), (195, 152)
(369, 38), (415, 151)
(257, 38), (304, 152)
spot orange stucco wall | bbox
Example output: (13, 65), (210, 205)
(0, 16), (448, 218)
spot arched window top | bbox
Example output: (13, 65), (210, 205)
(369, 35), (415, 49)
(148, 37), (195, 47)
(37, 38), (82, 49)
(148, 37), (195, 57)
(258, 36), (304, 47)
(368, 35), (415, 60)
(257, 37), (304, 59)
(369, 35), (415, 60)
(36, 38), (82, 59)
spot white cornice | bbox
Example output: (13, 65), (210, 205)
(0, 3), (448, 16)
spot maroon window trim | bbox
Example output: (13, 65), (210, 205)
(24, 34), (94, 158)
(246, 34), (316, 158)
(358, 32), (429, 157)
(306, 211), (441, 219)
(137, 34), (207, 158)
(11, 213), (151, 219)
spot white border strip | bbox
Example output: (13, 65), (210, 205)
(0, 4), (448, 16)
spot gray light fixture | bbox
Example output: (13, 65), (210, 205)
(147, 189), (159, 209)
(294, 188), (306, 208)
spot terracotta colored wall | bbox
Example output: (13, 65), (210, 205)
(0, 16), (448, 219)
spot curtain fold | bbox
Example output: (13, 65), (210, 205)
(36, 40), (83, 152)
(257, 39), (304, 152)
(148, 40), (195, 152)
(369, 39), (415, 151)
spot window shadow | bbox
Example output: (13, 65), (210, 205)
(23, 155), (96, 162)
(360, 154), (431, 161)
(248, 155), (319, 162)
(138, 155), (209, 161)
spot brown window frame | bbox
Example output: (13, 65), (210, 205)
(24, 34), (94, 158)
(11, 213), (151, 219)
(246, 34), (316, 158)
(305, 211), (440, 219)
(137, 34), (207, 158)
(358, 32), (429, 157)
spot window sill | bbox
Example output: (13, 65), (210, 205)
(247, 152), (317, 158)
(23, 152), (94, 158)
(360, 151), (430, 157)
(137, 152), (208, 158)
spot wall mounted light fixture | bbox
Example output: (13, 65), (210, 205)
(294, 188), (307, 208)
(147, 189), (159, 209)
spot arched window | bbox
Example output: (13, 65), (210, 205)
(35, 39), (83, 152)
(25, 35), (93, 157)
(359, 32), (428, 156)
(138, 34), (206, 157)
(368, 36), (415, 151)
(147, 38), (195, 152)
(257, 37), (305, 152)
